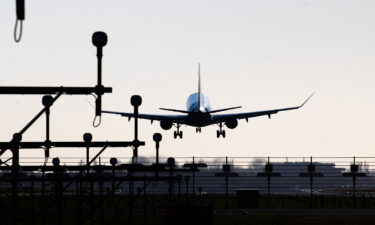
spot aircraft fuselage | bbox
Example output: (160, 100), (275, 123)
(185, 93), (212, 127)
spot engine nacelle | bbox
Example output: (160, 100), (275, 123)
(160, 120), (173, 130)
(225, 118), (238, 129)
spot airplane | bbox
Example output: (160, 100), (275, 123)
(102, 64), (314, 139)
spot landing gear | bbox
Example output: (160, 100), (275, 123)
(216, 123), (226, 138)
(216, 130), (226, 138)
(174, 131), (183, 139)
(173, 124), (183, 139)
(196, 127), (201, 133)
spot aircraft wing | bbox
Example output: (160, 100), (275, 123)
(102, 110), (188, 123)
(211, 93), (314, 124)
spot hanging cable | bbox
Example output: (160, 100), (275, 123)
(93, 115), (102, 127)
(86, 94), (102, 127)
(14, 0), (25, 43)
(14, 19), (23, 42)
(84, 94), (97, 109)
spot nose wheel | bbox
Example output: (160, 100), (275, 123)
(173, 124), (183, 139)
(216, 123), (226, 138)
(196, 127), (201, 133)
(174, 131), (183, 139)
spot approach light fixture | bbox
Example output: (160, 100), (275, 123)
(42, 95), (54, 107)
(110, 157), (118, 166)
(92, 31), (107, 48)
(12, 133), (22, 142)
(83, 133), (93, 143)
(153, 133), (162, 143)
(167, 157), (175, 167)
(131, 95), (142, 107)
(52, 157), (60, 166)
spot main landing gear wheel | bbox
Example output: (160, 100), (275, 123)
(173, 124), (183, 139)
(216, 123), (226, 138)
(217, 130), (226, 138)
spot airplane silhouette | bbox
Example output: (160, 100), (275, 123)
(103, 64), (314, 138)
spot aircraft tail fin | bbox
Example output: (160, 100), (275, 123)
(208, 106), (242, 114)
(198, 63), (202, 109)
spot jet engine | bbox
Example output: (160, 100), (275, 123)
(225, 118), (238, 129)
(160, 120), (173, 130)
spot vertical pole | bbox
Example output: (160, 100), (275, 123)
(192, 156), (195, 196)
(11, 149), (19, 225)
(143, 176), (147, 225)
(54, 162), (63, 225)
(99, 167), (104, 225)
(128, 174), (133, 225)
(90, 180), (94, 225)
(353, 156), (356, 208)
(31, 175), (35, 225)
(130, 96), (141, 222)
(178, 180), (181, 196)
(11, 133), (21, 225)
(92, 31), (107, 117)
(97, 46), (102, 87)
(133, 104), (139, 162)
(225, 156), (229, 208)
(95, 71), (102, 116)
(79, 178), (83, 225)
(43, 96), (52, 225)
(131, 95), (142, 164)
(310, 156), (313, 208)
(152, 132), (162, 222)
(41, 169), (45, 225)
(59, 170), (63, 225)
(42, 95), (53, 161)
(112, 166), (116, 198)
(178, 179), (181, 204)
(86, 147), (90, 174)
(172, 171), (175, 197)
(155, 143), (159, 178)
(45, 106), (50, 158)
(83, 132), (93, 199)
(267, 157), (271, 208)
(143, 176), (147, 197)
(169, 166), (173, 199)
(75, 177), (80, 225)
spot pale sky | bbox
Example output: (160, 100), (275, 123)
(1, 1), (375, 162)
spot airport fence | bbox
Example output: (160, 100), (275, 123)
(2, 156), (375, 225)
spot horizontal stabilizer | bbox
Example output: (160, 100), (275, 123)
(208, 106), (242, 114)
(159, 108), (190, 113)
